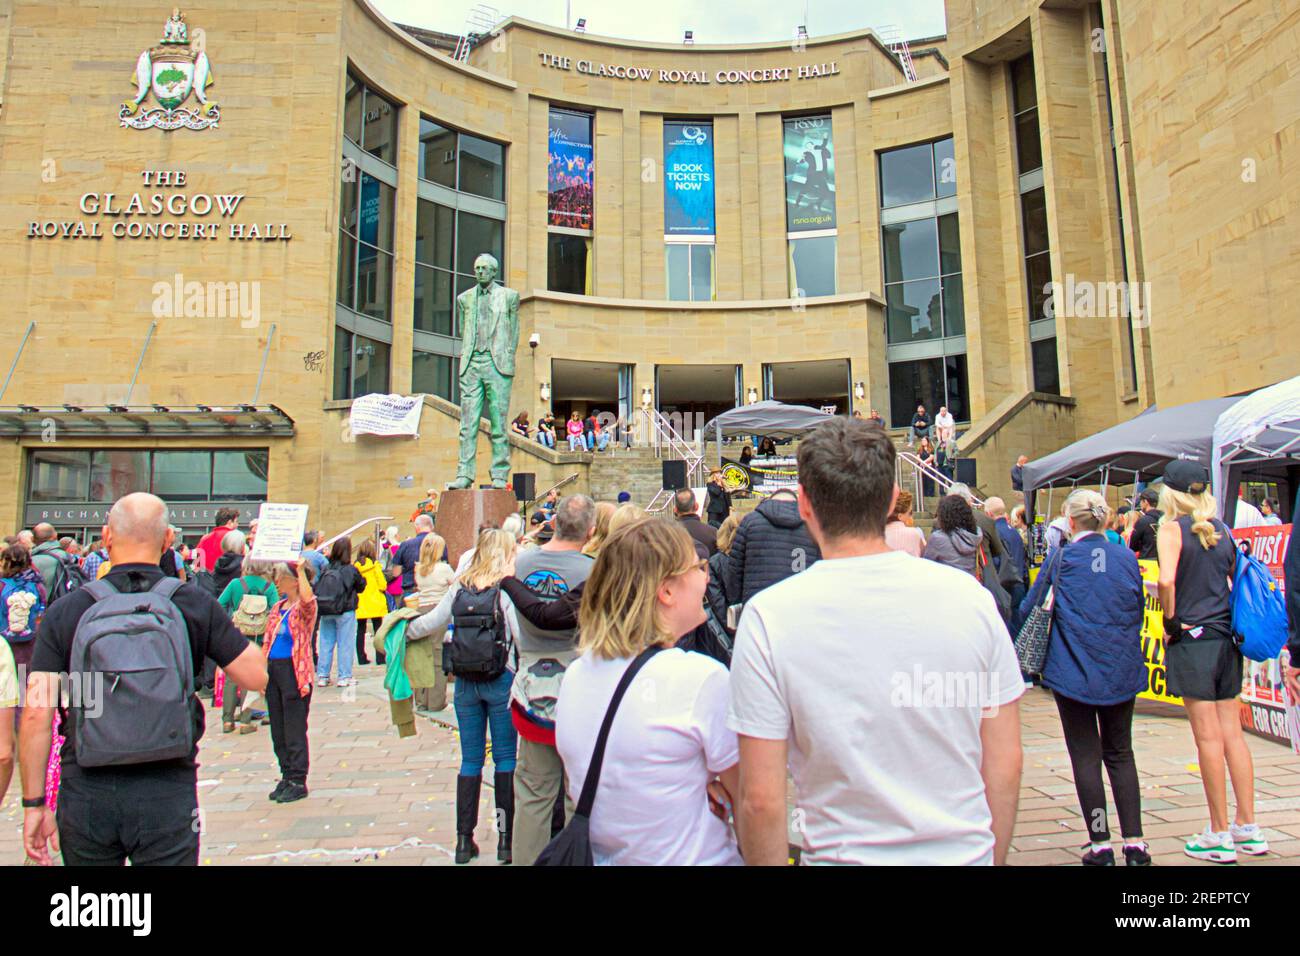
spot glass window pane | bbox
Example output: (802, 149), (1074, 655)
(548, 233), (589, 294)
(336, 230), (356, 309)
(1015, 109), (1043, 173)
(690, 244), (715, 302)
(414, 265), (455, 336)
(358, 174), (394, 252)
(459, 133), (505, 200)
(28, 450), (90, 502)
(453, 274), (476, 335)
(938, 213), (962, 274)
(415, 200), (454, 269)
(412, 350), (458, 403)
(879, 143), (935, 208)
(456, 212), (504, 277)
(934, 137), (956, 198)
(151, 451), (210, 501)
(944, 354), (970, 423)
(361, 87), (398, 164)
(1032, 337), (1061, 394)
(344, 74), (363, 146)
(333, 327), (352, 400)
(212, 451), (269, 500)
(882, 217), (939, 284)
(1010, 55), (1037, 113)
(89, 451), (149, 501)
(1025, 252), (1054, 321)
(356, 245), (393, 321)
(1021, 188), (1049, 256)
(888, 358), (944, 429)
(665, 244), (689, 301)
(790, 235), (837, 297)
(418, 118), (457, 187)
(352, 337), (390, 397)
(942, 274), (966, 338)
(886, 278), (942, 344)
(339, 165), (358, 235)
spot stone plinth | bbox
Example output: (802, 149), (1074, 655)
(436, 488), (520, 567)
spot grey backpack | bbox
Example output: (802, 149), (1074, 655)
(69, 577), (195, 768)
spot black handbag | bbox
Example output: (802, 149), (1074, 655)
(534, 645), (664, 866)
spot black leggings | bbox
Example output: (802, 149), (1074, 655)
(356, 617), (385, 665)
(1053, 693), (1143, 842)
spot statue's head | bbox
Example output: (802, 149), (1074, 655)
(473, 253), (499, 285)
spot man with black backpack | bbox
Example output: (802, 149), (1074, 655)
(17, 493), (268, 866)
(30, 523), (87, 605)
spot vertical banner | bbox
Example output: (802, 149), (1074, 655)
(359, 174), (378, 264)
(547, 108), (593, 230)
(1232, 524), (1293, 746)
(783, 114), (835, 232)
(1137, 560), (1183, 707)
(663, 121), (715, 237)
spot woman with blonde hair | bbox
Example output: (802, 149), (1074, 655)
(1121, 507), (1141, 546)
(884, 489), (926, 558)
(408, 528), (520, 864)
(1019, 490), (1148, 865)
(1155, 461), (1262, 863)
(607, 502), (646, 536)
(582, 501), (616, 558)
(553, 517), (742, 865)
(409, 532), (455, 711)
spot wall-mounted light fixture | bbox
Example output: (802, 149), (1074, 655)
(640, 386), (653, 407)
(683, 29), (694, 44)
(539, 382), (551, 402)
(575, 17), (587, 32)
(853, 381), (866, 401)
(746, 387), (759, 404)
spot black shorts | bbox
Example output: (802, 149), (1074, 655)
(1165, 632), (1242, 702)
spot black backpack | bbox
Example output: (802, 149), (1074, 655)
(314, 565), (350, 617)
(448, 584), (509, 681)
(45, 550), (88, 605)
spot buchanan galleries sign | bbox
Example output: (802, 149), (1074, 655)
(27, 168), (292, 242)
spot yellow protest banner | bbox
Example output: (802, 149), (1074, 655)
(1137, 559), (1183, 706)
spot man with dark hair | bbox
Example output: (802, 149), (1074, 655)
(1129, 488), (1162, 562)
(674, 488), (717, 557)
(728, 417), (1024, 866)
(196, 508), (240, 573)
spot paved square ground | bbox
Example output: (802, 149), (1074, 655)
(2, 667), (1296, 866)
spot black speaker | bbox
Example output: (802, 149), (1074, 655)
(662, 460), (688, 491)
(512, 472), (536, 502)
(954, 458), (978, 486)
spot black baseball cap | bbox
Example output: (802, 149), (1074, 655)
(530, 511), (548, 525)
(1163, 460), (1209, 495)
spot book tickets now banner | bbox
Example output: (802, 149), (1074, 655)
(547, 109), (593, 230)
(1232, 524), (1295, 749)
(783, 115), (835, 233)
(349, 393), (424, 438)
(1137, 524), (1294, 748)
(663, 121), (715, 236)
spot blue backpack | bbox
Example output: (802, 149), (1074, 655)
(1, 576), (46, 642)
(1231, 541), (1288, 662)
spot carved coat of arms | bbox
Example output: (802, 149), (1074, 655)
(121, 9), (219, 130)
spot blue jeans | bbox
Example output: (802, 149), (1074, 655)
(317, 611), (356, 681)
(453, 669), (516, 775)
(537, 431), (555, 448)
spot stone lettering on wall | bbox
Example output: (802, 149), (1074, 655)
(537, 52), (839, 85)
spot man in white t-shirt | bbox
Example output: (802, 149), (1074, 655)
(1234, 495), (1266, 529)
(727, 417), (1025, 865)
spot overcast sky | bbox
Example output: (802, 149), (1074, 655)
(370, 0), (947, 44)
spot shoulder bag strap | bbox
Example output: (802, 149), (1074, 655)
(574, 645), (665, 819)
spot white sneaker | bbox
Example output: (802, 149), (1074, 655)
(336, 677), (355, 688)
(1183, 827), (1236, 864)
(1230, 823), (1269, 856)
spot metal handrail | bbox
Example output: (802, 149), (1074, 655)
(897, 450), (983, 510)
(523, 472), (580, 510)
(641, 407), (705, 488)
(321, 515), (395, 551)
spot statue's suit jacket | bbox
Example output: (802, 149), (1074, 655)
(455, 282), (520, 378)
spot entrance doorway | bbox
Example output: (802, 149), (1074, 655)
(764, 358), (851, 415)
(550, 358), (634, 436)
(655, 364), (741, 438)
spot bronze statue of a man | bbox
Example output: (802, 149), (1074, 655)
(447, 253), (519, 490)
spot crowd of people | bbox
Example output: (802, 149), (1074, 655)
(513, 409), (614, 452)
(0, 418), (1291, 867)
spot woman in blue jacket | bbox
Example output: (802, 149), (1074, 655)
(1019, 489), (1148, 866)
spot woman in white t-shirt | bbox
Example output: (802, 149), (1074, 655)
(555, 517), (743, 866)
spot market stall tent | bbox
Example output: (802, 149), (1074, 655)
(1212, 374), (1300, 523)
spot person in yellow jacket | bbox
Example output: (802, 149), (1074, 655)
(354, 538), (390, 666)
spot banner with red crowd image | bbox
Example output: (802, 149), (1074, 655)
(1231, 524), (1295, 748)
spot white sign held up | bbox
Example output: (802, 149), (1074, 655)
(249, 503), (309, 563)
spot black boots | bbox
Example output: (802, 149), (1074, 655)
(455, 774), (481, 864)
(495, 771), (514, 864)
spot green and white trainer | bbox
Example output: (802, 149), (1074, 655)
(1230, 823), (1269, 856)
(1184, 828), (1237, 864)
